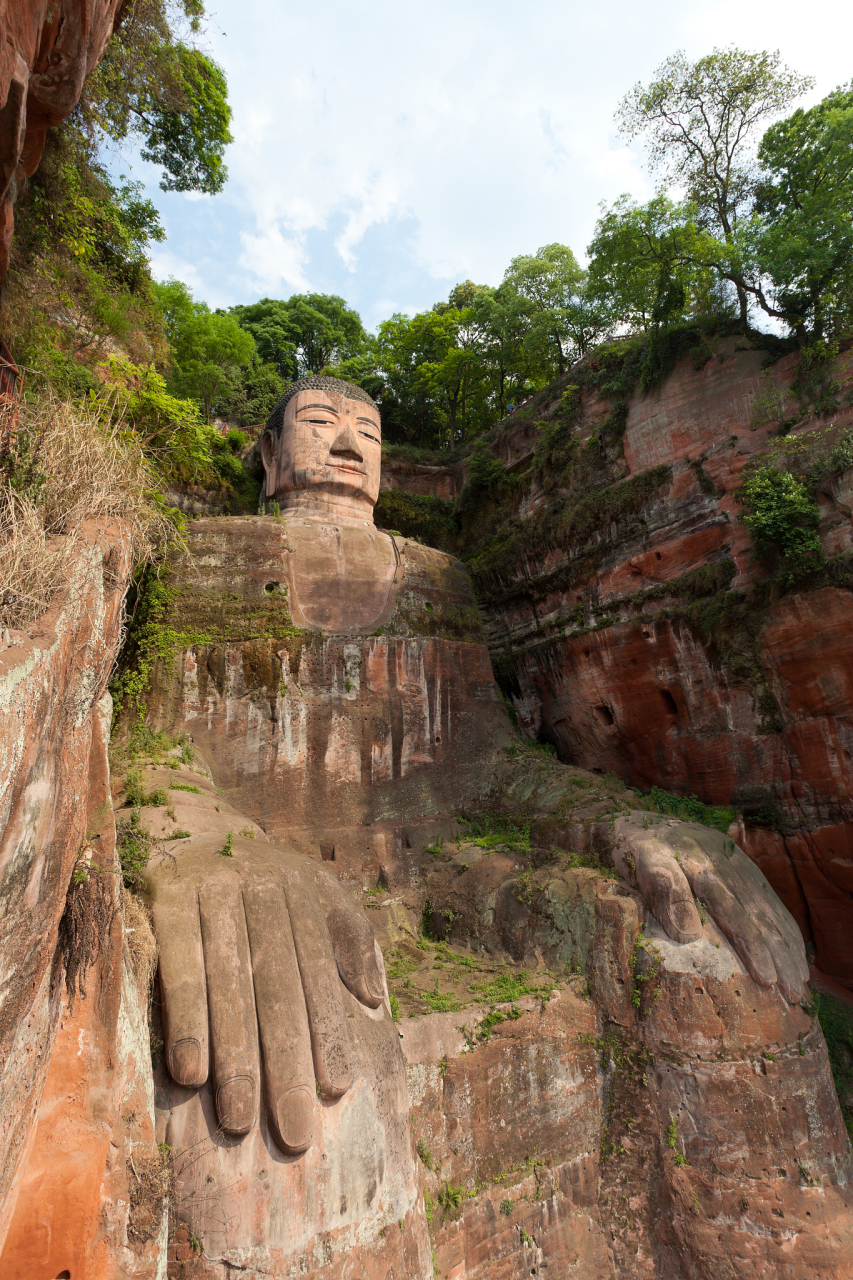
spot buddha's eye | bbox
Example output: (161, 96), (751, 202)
(358, 430), (380, 444)
(306, 418), (334, 425)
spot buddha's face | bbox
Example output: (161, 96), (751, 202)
(261, 388), (382, 519)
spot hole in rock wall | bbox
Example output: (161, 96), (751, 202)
(320, 843), (336, 862)
(660, 689), (679, 716)
(655, 551), (662, 561)
(264, 581), (280, 594)
(55, 1273), (71, 1279)
(593, 704), (615, 727)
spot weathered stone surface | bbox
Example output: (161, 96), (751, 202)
(402, 997), (613, 1280)
(0, 520), (131, 1244)
(402, 790), (853, 1279)
(475, 339), (853, 987)
(142, 516), (509, 875)
(0, 0), (126, 280)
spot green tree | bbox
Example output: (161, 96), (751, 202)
(83, 2), (232, 195)
(587, 194), (712, 332)
(755, 83), (853, 343)
(469, 284), (539, 417)
(154, 280), (256, 422)
(221, 360), (284, 427)
(231, 294), (369, 379)
(617, 47), (813, 325)
(503, 244), (607, 377)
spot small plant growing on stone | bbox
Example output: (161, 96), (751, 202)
(499, 1198), (513, 1215)
(696, 899), (707, 926)
(239, 826), (256, 838)
(690, 1189), (700, 1214)
(416, 1137), (434, 1170)
(741, 1194), (749, 1211)
(219, 830), (234, 857)
(438, 1182), (464, 1210)
(170, 782), (202, 794)
(169, 828), (191, 840)
(389, 993), (400, 1021)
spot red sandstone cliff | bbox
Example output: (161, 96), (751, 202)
(0, 522), (162, 1276)
(0, 0), (126, 281)
(382, 337), (853, 989)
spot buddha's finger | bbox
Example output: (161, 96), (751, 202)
(303, 862), (385, 1008)
(685, 861), (777, 989)
(152, 884), (209, 1088)
(198, 883), (260, 1135)
(282, 866), (352, 1099)
(243, 880), (316, 1154)
(633, 839), (703, 943)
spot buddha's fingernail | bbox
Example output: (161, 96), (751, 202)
(273, 1085), (315, 1155)
(170, 1037), (203, 1086)
(216, 1075), (257, 1133)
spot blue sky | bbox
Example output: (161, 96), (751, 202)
(109, 0), (853, 329)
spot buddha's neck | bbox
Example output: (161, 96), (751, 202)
(274, 491), (375, 527)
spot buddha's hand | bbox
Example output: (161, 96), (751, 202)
(612, 814), (809, 1005)
(144, 836), (386, 1154)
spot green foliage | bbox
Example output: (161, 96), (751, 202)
(617, 47), (812, 326)
(219, 830), (234, 857)
(374, 490), (457, 551)
(420, 981), (461, 1013)
(154, 280), (257, 422)
(755, 83), (853, 341)
(503, 243), (607, 377)
(437, 1182), (465, 1210)
(416, 1137), (434, 1170)
(83, 2), (232, 196)
(587, 195), (713, 333)
(116, 808), (156, 889)
(230, 294), (371, 381)
(737, 465), (824, 587)
(389, 993), (401, 1022)
(499, 1198), (513, 1215)
(461, 815), (531, 852)
(634, 786), (736, 833)
(139, 48), (232, 195)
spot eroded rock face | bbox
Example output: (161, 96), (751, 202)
(470, 339), (853, 988)
(0, 0), (126, 280)
(0, 524), (163, 1275)
(395, 763), (853, 1279)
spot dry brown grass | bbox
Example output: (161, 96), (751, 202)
(123, 890), (158, 997)
(1, 393), (176, 627)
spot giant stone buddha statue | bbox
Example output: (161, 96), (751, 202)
(138, 377), (809, 1277)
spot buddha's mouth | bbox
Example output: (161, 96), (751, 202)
(326, 461), (366, 476)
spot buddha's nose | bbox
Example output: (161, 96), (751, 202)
(329, 424), (364, 463)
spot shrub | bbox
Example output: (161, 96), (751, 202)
(737, 465), (823, 588)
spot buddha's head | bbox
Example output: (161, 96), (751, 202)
(261, 376), (382, 523)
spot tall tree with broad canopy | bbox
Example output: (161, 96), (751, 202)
(230, 295), (370, 380)
(587, 194), (714, 332)
(754, 83), (853, 343)
(503, 244), (608, 378)
(617, 47), (813, 325)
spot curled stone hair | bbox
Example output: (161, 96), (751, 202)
(266, 375), (379, 438)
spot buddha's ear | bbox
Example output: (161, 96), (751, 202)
(261, 431), (276, 477)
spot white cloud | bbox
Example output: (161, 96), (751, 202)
(141, 0), (852, 317)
